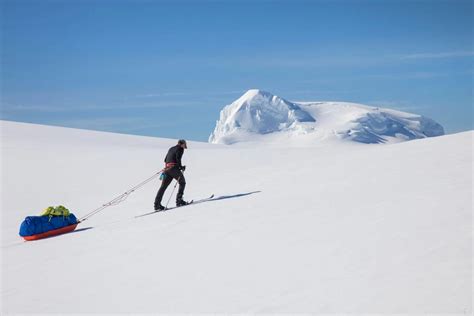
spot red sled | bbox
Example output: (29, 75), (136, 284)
(22, 223), (79, 241)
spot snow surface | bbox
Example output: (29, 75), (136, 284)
(1, 120), (472, 314)
(209, 89), (445, 145)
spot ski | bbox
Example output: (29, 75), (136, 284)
(135, 194), (214, 218)
(165, 194), (216, 211)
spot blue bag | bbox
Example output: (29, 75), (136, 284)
(19, 214), (78, 237)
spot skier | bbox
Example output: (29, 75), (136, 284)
(154, 139), (189, 210)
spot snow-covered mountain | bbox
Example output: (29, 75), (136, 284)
(209, 89), (445, 145)
(1, 120), (472, 313)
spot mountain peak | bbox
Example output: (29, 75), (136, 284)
(240, 89), (273, 100)
(209, 89), (315, 144)
(233, 89), (281, 108)
(209, 90), (444, 145)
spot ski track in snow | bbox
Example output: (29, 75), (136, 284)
(1, 120), (472, 314)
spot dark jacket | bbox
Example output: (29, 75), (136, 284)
(164, 145), (184, 168)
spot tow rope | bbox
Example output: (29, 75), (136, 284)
(78, 169), (164, 223)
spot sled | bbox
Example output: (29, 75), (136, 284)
(22, 223), (79, 241)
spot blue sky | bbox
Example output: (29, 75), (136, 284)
(1, 0), (472, 141)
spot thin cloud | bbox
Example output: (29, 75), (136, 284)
(301, 70), (469, 83)
(210, 51), (474, 69)
(0, 103), (72, 112)
(57, 117), (160, 132)
(1, 100), (207, 113)
(135, 92), (190, 98)
(365, 100), (429, 113)
(362, 72), (447, 80)
(135, 90), (244, 99)
(241, 55), (387, 69)
(400, 51), (474, 60)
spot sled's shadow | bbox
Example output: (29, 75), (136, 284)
(69, 227), (94, 234)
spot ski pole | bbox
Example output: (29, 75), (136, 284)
(164, 179), (179, 209)
(164, 169), (185, 209)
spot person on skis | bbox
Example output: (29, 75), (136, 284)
(154, 139), (189, 210)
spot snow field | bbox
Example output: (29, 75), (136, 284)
(1, 121), (471, 313)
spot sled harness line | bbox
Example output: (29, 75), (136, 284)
(78, 169), (164, 223)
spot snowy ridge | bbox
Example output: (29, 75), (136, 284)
(209, 89), (444, 145)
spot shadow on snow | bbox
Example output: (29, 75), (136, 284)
(137, 191), (261, 218)
(209, 191), (261, 202)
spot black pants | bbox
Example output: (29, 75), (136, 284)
(154, 167), (186, 207)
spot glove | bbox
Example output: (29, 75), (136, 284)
(180, 165), (186, 171)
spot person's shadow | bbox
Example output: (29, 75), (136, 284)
(171, 191), (261, 209)
(137, 191), (261, 218)
(162, 191), (261, 211)
(210, 191), (261, 202)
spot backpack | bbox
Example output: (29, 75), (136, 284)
(41, 205), (71, 217)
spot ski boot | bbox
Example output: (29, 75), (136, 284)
(176, 199), (190, 207)
(154, 204), (165, 211)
